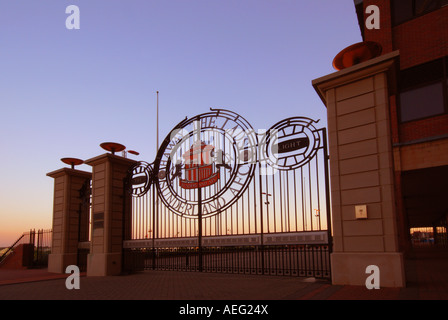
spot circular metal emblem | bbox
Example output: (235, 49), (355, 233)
(126, 161), (153, 197)
(154, 109), (257, 219)
(261, 117), (321, 171)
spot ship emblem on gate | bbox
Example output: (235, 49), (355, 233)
(179, 141), (220, 189)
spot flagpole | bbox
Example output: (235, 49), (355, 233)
(155, 90), (159, 261)
(156, 90), (159, 153)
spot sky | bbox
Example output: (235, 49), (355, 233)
(0, 0), (362, 247)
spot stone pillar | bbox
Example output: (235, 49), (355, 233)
(313, 51), (406, 287)
(46, 168), (91, 273)
(84, 153), (136, 276)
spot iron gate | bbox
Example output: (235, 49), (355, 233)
(122, 109), (332, 279)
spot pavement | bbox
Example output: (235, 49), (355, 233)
(0, 248), (447, 302)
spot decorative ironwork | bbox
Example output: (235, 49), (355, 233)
(261, 117), (321, 171)
(125, 161), (154, 197)
(153, 108), (258, 219)
(122, 109), (332, 279)
(179, 141), (220, 189)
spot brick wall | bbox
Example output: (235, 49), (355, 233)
(399, 114), (448, 143)
(362, 1), (448, 70)
(392, 6), (448, 70)
(361, 2), (448, 145)
(363, 0), (393, 53)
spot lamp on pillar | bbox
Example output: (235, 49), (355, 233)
(61, 157), (84, 169)
(84, 146), (138, 277)
(332, 41), (382, 71)
(48, 158), (91, 273)
(100, 142), (126, 155)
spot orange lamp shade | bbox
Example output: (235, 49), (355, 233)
(332, 41), (382, 71)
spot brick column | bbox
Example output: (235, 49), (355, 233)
(313, 51), (406, 287)
(84, 153), (137, 276)
(46, 168), (91, 273)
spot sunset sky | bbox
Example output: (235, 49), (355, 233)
(0, 1), (362, 247)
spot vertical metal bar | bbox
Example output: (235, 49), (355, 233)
(272, 168), (277, 233)
(294, 169), (298, 232)
(145, 191), (149, 239)
(301, 167), (305, 231)
(258, 160), (264, 274)
(279, 170), (283, 233)
(321, 128), (333, 255)
(35, 229), (40, 265)
(230, 206), (233, 236)
(286, 171), (291, 232)
(241, 186), (245, 234)
(308, 164), (313, 231)
(137, 194), (140, 239)
(152, 184), (156, 270)
(264, 164), (270, 234)
(198, 187), (203, 272)
(315, 155), (322, 231)
(156, 91), (159, 153)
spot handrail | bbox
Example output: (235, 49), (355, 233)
(0, 234), (25, 265)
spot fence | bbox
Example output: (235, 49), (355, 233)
(124, 244), (331, 278)
(0, 229), (52, 268)
(122, 112), (332, 279)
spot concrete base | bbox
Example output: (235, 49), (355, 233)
(87, 253), (122, 276)
(331, 252), (406, 288)
(47, 253), (77, 274)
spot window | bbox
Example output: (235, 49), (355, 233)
(399, 57), (448, 122)
(415, 0), (440, 14)
(400, 82), (445, 122)
(392, 0), (413, 25)
(392, 0), (448, 26)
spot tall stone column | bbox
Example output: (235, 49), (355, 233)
(313, 51), (406, 287)
(47, 168), (91, 273)
(84, 153), (136, 276)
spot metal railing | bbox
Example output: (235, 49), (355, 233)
(124, 244), (331, 279)
(0, 234), (26, 266)
(0, 229), (52, 268)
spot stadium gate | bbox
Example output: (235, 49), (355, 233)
(122, 109), (332, 279)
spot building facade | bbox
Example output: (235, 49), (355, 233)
(356, 0), (448, 251)
(313, 0), (448, 286)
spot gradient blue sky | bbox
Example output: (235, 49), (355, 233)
(0, 1), (362, 246)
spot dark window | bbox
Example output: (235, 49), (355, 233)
(392, 0), (447, 26)
(400, 82), (445, 122)
(400, 59), (444, 88)
(392, 0), (414, 25)
(415, 0), (440, 15)
(399, 57), (448, 122)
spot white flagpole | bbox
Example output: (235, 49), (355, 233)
(156, 91), (159, 153)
